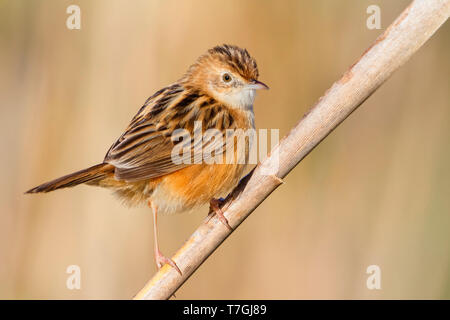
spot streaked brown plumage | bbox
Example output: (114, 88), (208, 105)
(26, 44), (268, 274)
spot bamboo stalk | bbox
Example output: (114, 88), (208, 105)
(134, 0), (450, 300)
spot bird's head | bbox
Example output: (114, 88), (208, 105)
(182, 44), (269, 110)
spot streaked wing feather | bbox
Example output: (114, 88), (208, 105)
(104, 84), (237, 181)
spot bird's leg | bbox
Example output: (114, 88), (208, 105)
(149, 200), (182, 275)
(207, 198), (233, 231)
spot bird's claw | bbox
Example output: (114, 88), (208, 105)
(155, 249), (182, 276)
(208, 198), (233, 231)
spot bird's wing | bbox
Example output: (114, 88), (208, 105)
(104, 84), (235, 181)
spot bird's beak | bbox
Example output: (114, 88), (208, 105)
(248, 79), (269, 90)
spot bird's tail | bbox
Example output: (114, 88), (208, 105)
(25, 163), (115, 194)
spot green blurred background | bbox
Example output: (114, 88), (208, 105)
(1, 0), (449, 299)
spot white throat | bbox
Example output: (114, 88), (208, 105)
(214, 87), (257, 111)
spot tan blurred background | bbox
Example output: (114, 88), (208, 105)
(1, 0), (449, 299)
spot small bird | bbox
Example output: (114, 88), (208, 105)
(26, 44), (268, 275)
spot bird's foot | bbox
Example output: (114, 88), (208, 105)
(207, 198), (233, 231)
(155, 249), (182, 276)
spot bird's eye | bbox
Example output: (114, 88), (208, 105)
(222, 73), (232, 83)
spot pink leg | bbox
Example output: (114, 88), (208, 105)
(149, 201), (182, 275)
(208, 198), (233, 231)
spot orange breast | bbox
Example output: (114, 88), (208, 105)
(158, 162), (246, 210)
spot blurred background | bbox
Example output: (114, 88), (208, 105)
(1, 0), (449, 299)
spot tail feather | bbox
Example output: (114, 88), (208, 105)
(25, 163), (115, 194)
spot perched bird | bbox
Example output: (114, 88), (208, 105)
(26, 44), (269, 275)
